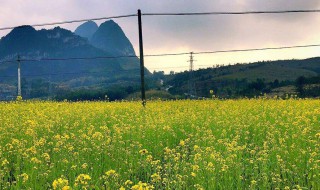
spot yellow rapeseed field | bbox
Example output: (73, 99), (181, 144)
(0, 99), (319, 189)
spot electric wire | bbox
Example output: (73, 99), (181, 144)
(20, 55), (138, 62)
(142, 9), (320, 16)
(144, 44), (320, 57)
(1, 9), (320, 31)
(1, 43), (320, 65)
(0, 55), (138, 64)
(0, 14), (137, 31)
(0, 69), (142, 78)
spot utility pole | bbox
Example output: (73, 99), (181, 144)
(138, 9), (146, 107)
(188, 52), (196, 98)
(48, 61), (52, 100)
(17, 55), (21, 97)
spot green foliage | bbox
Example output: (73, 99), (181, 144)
(166, 58), (320, 98)
(54, 85), (140, 101)
(295, 75), (320, 97)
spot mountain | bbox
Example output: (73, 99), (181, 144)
(0, 25), (126, 78)
(74, 21), (98, 40)
(0, 25), (107, 60)
(90, 20), (136, 56)
(0, 23), (143, 100)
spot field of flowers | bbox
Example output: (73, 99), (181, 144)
(0, 99), (319, 189)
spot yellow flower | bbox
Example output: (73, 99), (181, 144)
(1, 159), (9, 166)
(62, 186), (71, 190)
(81, 163), (88, 169)
(52, 178), (69, 190)
(146, 155), (153, 162)
(124, 180), (133, 186)
(16, 95), (23, 101)
(193, 145), (200, 151)
(71, 165), (77, 170)
(20, 173), (29, 183)
(131, 181), (154, 190)
(75, 174), (91, 187)
(207, 162), (214, 168)
(31, 157), (42, 164)
(163, 147), (171, 154)
(151, 173), (161, 183)
(139, 149), (148, 155)
(194, 153), (202, 161)
(42, 153), (51, 162)
(179, 140), (185, 146)
(105, 169), (117, 177)
(192, 164), (200, 171)
(92, 132), (103, 140)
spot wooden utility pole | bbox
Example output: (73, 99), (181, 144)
(138, 9), (146, 106)
(17, 55), (21, 97)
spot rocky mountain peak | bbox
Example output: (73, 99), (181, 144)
(90, 20), (136, 56)
(74, 21), (98, 40)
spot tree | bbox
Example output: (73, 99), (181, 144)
(296, 76), (306, 97)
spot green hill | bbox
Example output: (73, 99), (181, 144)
(165, 57), (320, 98)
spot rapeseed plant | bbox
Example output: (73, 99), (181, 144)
(0, 100), (318, 189)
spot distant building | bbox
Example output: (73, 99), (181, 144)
(170, 71), (175, 75)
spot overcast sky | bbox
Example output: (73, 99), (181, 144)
(1, 0), (320, 73)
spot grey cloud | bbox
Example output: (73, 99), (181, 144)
(245, 0), (320, 10)
(1, 0), (320, 57)
(131, 0), (320, 52)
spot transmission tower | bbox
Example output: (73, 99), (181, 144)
(188, 52), (197, 98)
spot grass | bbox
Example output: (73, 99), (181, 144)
(0, 99), (319, 189)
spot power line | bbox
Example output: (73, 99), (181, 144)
(1, 43), (320, 65)
(20, 55), (138, 62)
(144, 44), (320, 57)
(1, 9), (320, 31)
(0, 14), (137, 31)
(149, 65), (189, 70)
(194, 44), (320, 55)
(143, 9), (320, 16)
(144, 52), (190, 57)
(0, 55), (138, 64)
(0, 60), (17, 65)
(0, 69), (142, 78)
(0, 64), (226, 78)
